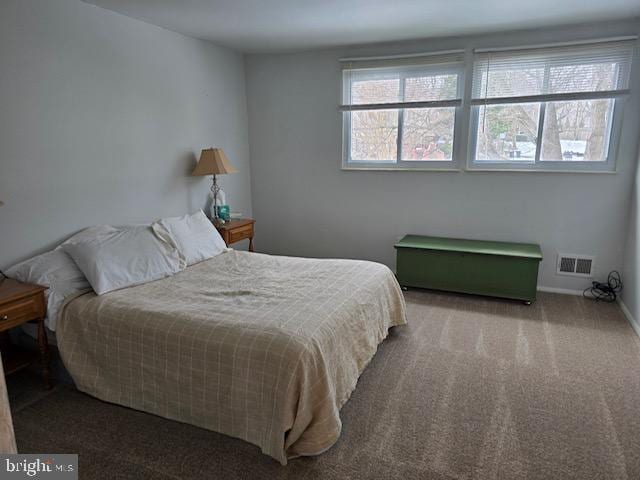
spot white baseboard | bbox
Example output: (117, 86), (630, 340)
(537, 286), (584, 296)
(618, 299), (640, 338)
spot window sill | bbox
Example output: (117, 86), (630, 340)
(340, 165), (618, 174)
(465, 166), (617, 174)
(341, 166), (461, 172)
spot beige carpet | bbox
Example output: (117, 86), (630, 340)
(9, 291), (640, 479)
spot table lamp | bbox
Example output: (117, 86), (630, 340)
(192, 148), (237, 226)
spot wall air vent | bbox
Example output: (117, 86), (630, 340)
(556, 254), (595, 277)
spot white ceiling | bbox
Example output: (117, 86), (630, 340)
(83, 0), (640, 53)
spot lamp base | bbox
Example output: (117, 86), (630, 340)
(212, 216), (226, 227)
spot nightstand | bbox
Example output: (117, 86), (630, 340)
(215, 218), (255, 252)
(0, 279), (51, 389)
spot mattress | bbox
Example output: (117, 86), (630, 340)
(56, 250), (406, 464)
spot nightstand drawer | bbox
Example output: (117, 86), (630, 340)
(228, 224), (253, 243)
(0, 295), (45, 330)
(216, 218), (255, 252)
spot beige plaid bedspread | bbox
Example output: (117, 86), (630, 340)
(57, 251), (406, 464)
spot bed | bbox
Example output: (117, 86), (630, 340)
(56, 250), (406, 464)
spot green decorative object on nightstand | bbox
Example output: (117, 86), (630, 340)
(394, 235), (543, 304)
(216, 205), (230, 221)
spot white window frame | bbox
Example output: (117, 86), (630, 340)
(465, 40), (634, 173)
(339, 37), (636, 174)
(466, 98), (626, 173)
(341, 54), (465, 171)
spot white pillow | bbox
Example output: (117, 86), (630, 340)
(61, 225), (185, 295)
(58, 224), (118, 246)
(5, 250), (91, 331)
(152, 210), (227, 266)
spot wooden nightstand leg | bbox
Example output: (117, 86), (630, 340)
(249, 236), (254, 252)
(37, 319), (52, 390)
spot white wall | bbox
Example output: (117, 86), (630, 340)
(0, 0), (252, 268)
(245, 20), (640, 291)
(621, 149), (640, 333)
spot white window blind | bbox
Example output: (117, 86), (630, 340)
(341, 51), (465, 111)
(471, 40), (635, 105)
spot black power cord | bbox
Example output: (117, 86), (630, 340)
(583, 270), (623, 303)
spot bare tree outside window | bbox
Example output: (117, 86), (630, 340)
(350, 110), (399, 161)
(402, 107), (455, 161)
(476, 103), (540, 160)
(541, 99), (613, 161)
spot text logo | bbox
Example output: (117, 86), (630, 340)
(0, 455), (77, 479)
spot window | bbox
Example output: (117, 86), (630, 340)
(340, 38), (636, 172)
(469, 40), (634, 171)
(341, 52), (465, 169)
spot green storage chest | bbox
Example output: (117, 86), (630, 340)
(394, 235), (543, 304)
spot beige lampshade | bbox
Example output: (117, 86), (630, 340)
(192, 148), (237, 176)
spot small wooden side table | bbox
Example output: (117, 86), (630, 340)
(0, 279), (51, 389)
(215, 218), (255, 252)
